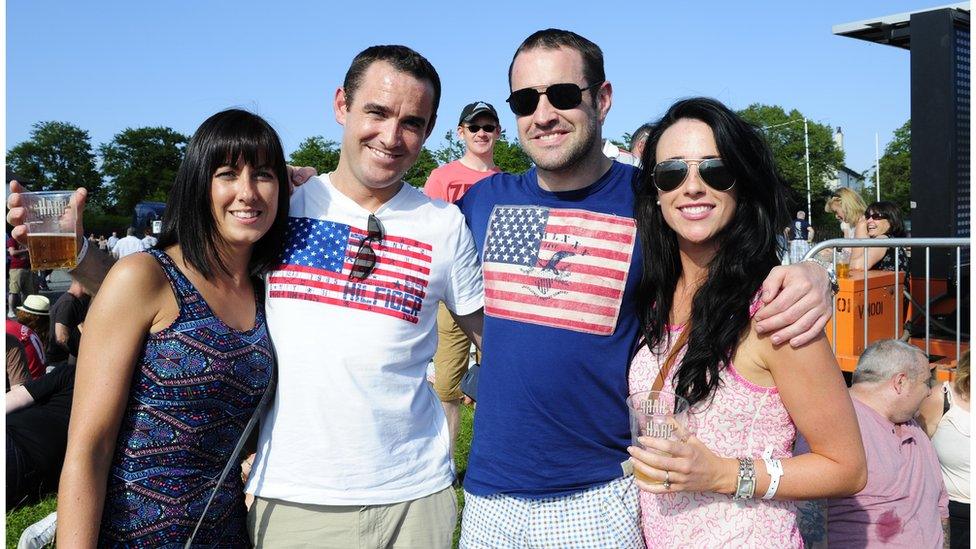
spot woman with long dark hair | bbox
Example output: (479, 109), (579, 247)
(627, 98), (865, 547)
(850, 200), (909, 272)
(57, 109), (289, 547)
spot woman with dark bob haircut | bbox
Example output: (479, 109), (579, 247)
(850, 200), (909, 272)
(626, 97), (865, 547)
(58, 109), (289, 547)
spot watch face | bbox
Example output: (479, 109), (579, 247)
(736, 478), (756, 499)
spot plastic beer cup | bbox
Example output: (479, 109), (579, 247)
(627, 390), (690, 484)
(22, 191), (78, 270)
(836, 249), (851, 279)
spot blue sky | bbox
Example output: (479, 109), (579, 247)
(6, 1), (943, 175)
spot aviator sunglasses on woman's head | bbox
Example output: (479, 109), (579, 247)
(651, 158), (736, 192)
(506, 81), (604, 116)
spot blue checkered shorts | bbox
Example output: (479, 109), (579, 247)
(460, 476), (644, 549)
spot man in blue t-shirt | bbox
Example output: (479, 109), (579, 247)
(456, 29), (834, 547)
(788, 209), (815, 264)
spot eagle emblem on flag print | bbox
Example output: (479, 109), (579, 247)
(481, 205), (636, 336)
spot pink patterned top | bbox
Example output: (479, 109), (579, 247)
(629, 300), (803, 548)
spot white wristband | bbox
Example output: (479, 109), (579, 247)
(75, 236), (89, 266)
(761, 456), (783, 500)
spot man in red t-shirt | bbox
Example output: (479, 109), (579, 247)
(423, 101), (501, 454)
(6, 315), (46, 380)
(7, 234), (35, 318)
(424, 101), (502, 202)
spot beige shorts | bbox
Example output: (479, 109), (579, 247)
(8, 269), (35, 296)
(433, 303), (479, 401)
(248, 486), (457, 549)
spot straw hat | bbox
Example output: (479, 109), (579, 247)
(17, 295), (50, 316)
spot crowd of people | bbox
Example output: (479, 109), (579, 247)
(4, 27), (967, 549)
(6, 277), (90, 511)
(83, 227), (158, 259)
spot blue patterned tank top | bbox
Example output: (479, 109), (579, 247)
(99, 249), (274, 548)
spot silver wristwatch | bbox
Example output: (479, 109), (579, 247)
(802, 257), (839, 295)
(733, 457), (757, 500)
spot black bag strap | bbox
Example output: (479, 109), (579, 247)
(184, 339), (278, 548)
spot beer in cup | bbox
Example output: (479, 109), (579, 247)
(23, 191), (78, 270)
(836, 249), (851, 279)
(627, 390), (690, 483)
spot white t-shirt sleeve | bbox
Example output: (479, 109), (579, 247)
(444, 217), (484, 316)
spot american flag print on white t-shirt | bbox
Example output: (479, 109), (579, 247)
(268, 217), (431, 324)
(481, 206), (636, 336)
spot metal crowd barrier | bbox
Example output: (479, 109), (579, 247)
(804, 238), (970, 367)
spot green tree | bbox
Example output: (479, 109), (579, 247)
(430, 129), (532, 175)
(738, 104), (844, 230)
(862, 120), (910, 214)
(433, 130), (465, 165)
(289, 136), (341, 175)
(618, 132), (633, 150)
(609, 135), (629, 150)
(492, 134), (532, 174)
(7, 121), (103, 203)
(404, 147), (439, 188)
(99, 127), (188, 215)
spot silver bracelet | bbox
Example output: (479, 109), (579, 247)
(801, 257), (838, 295)
(733, 457), (757, 500)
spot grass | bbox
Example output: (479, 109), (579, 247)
(6, 494), (56, 549)
(452, 402), (475, 548)
(5, 404), (477, 549)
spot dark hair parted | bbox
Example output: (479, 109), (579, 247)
(342, 45), (441, 128)
(633, 97), (792, 408)
(509, 29), (605, 102)
(865, 201), (906, 237)
(156, 109), (290, 279)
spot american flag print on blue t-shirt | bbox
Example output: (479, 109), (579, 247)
(482, 205), (636, 336)
(268, 217), (431, 324)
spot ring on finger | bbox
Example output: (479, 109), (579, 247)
(663, 470), (671, 490)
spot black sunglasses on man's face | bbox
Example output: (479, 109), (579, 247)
(350, 214), (384, 280)
(506, 81), (604, 117)
(466, 124), (497, 134)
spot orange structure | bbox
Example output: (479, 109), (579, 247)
(827, 271), (906, 372)
(826, 270), (966, 381)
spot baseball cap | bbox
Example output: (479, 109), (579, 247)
(458, 101), (499, 125)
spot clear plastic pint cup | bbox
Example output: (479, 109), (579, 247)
(22, 191), (78, 270)
(627, 390), (690, 483)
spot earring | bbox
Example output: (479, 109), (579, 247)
(656, 200), (660, 206)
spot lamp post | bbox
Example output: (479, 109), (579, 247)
(803, 119), (812, 219)
(875, 133), (881, 201)
(762, 118), (813, 218)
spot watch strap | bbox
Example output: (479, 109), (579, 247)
(733, 457), (757, 500)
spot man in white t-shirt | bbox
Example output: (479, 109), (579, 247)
(140, 228), (157, 249)
(7, 46), (483, 549)
(110, 227), (145, 259)
(244, 45), (483, 548)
